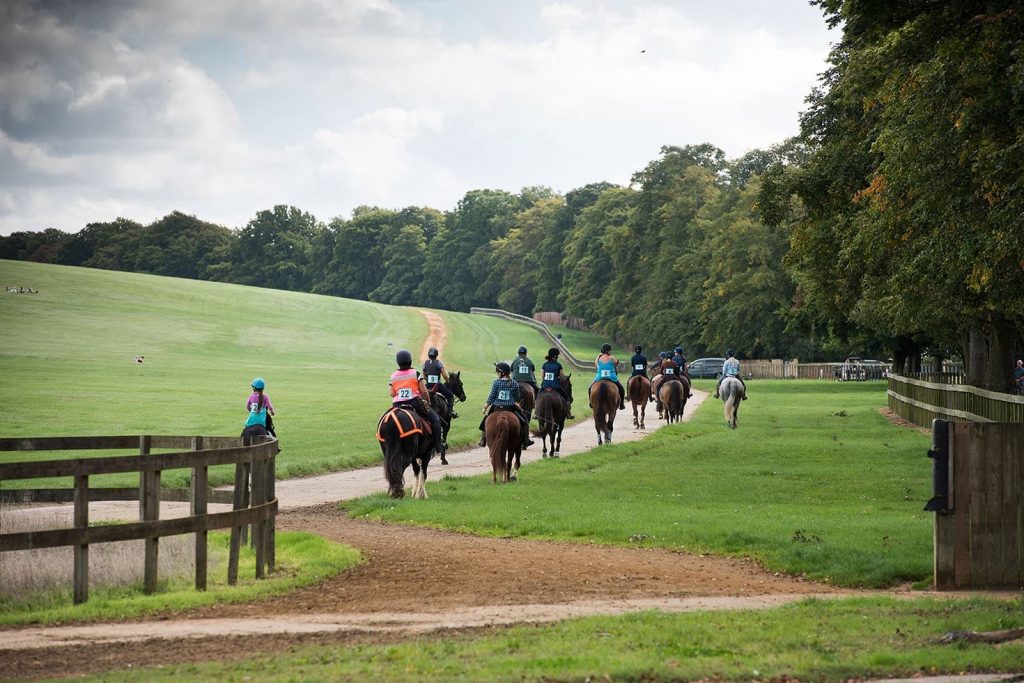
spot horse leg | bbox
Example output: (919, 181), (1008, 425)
(554, 423), (562, 456)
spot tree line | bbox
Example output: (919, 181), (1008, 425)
(2, 1), (1021, 390)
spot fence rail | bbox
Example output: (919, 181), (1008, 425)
(0, 434), (279, 604)
(469, 307), (600, 371)
(888, 374), (1024, 427)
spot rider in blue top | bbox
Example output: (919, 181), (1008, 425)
(592, 343), (626, 410)
(714, 348), (748, 400)
(539, 347), (575, 418)
(672, 346), (687, 375)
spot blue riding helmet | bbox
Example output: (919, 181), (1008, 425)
(659, 352), (667, 359)
(674, 346), (683, 355)
(251, 377), (265, 390)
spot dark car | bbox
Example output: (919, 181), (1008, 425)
(687, 357), (726, 379)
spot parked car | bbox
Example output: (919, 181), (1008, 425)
(687, 357), (726, 379)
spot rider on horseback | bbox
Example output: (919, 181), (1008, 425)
(510, 345), (539, 399)
(671, 347), (692, 397)
(479, 362), (534, 449)
(593, 343), (626, 410)
(390, 349), (445, 454)
(714, 348), (748, 400)
(422, 347), (459, 419)
(629, 345), (648, 378)
(540, 347), (575, 419)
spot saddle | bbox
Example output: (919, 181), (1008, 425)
(376, 406), (432, 442)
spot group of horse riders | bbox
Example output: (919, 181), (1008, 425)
(479, 345), (575, 449)
(627, 345), (749, 410)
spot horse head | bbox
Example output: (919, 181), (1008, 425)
(448, 370), (467, 402)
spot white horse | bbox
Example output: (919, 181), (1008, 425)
(720, 376), (744, 429)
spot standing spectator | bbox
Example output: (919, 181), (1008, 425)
(1014, 359), (1024, 395)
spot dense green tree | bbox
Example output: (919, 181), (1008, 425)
(418, 189), (520, 311)
(224, 205), (322, 292)
(774, 0), (1024, 389)
(370, 225), (428, 306)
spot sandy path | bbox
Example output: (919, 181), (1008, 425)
(418, 309), (447, 361)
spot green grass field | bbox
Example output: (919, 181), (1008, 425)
(76, 596), (1024, 682)
(348, 380), (932, 588)
(0, 260), (557, 488)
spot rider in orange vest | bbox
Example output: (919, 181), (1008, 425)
(390, 349), (445, 454)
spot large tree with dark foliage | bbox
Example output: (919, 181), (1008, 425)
(768, 0), (1024, 390)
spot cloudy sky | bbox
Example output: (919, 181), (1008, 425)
(0, 0), (836, 235)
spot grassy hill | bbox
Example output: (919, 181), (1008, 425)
(0, 260), (556, 487)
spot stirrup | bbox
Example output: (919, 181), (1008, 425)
(451, 410), (459, 419)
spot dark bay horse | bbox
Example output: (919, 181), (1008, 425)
(484, 409), (521, 482)
(429, 370), (467, 465)
(518, 381), (536, 418)
(627, 375), (652, 430)
(377, 406), (434, 498)
(658, 378), (687, 424)
(720, 376), (743, 429)
(588, 379), (619, 445)
(533, 374), (572, 458)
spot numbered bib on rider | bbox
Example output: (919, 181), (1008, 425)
(634, 363), (644, 371)
(664, 368), (675, 375)
(427, 374), (439, 384)
(397, 387), (414, 399)
(497, 389), (511, 401)
(600, 369), (611, 378)
(543, 371), (555, 381)
(519, 364), (529, 374)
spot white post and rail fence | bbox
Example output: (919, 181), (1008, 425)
(0, 434), (279, 604)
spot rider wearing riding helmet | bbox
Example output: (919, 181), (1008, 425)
(593, 343), (626, 410)
(390, 349), (445, 454)
(509, 345), (539, 398)
(422, 347), (458, 418)
(540, 347), (575, 419)
(671, 346), (693, 397)
(629, 345), (648, 378)
(479, 361), (534, 449)
(714, 348), (748, 400)
(243, 377), (276, 438)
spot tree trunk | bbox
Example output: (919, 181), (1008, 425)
(965, 316), (1016, 392)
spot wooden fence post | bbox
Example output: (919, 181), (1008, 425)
(73, 473), (89, 604)
(267, 450), (276, 574)
(190, 436), (207, 591)
(253, 455), (266, 579)
(138, 435), (150, 520)
(142, 464), (161, 594)
(227, 460), (246, 585)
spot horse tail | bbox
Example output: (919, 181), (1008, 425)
(378, 418), (407, 498)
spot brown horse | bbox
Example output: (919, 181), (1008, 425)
(485, 409), (522, 483)
(533, 374), (572, 458)
(658, 377), (689, 424)
(376, 406), (434, 499)
(518, 381), (536, 419)
(588, 379), (619, 445)
(627, 375), (652, 430)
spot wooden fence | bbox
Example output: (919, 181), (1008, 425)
(469, 307), (602, 371)
(0, 434), (279, 603)
(888, 373), (1024, 426)
(930, 421), (1024, 589)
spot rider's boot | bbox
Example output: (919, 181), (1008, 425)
(451, 410), (459, 419)
(566, 401), (576, 420)
(478, 433), (486, 447)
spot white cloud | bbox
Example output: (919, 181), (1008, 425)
(0, 0), (835, 235)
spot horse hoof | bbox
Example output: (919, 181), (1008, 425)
(440, 457), (448, 465)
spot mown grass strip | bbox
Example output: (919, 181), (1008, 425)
(348, 380), (933, 587)
(78, 596), (1024, 682)
(0, 531), (360, 626)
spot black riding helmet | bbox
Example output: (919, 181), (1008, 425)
(428, 347), (438, 358)
(545, 347), (560, 361)
(495, 361), (512, 375)
(518, 345), (527, 354)
(600, 343), (612, 354)
(396, 349), (413, 368)
(726, 348), (735, 357)
(634, 345), (642, 354)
